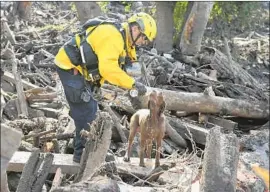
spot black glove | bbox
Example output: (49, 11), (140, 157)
(133, 81), (147, 96)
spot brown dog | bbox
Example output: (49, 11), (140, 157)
(124, 90), (166, 168)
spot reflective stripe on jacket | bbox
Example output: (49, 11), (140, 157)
(54, 23), (136, 89)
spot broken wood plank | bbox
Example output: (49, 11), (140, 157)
(7, 151), (79, 174)
(16, 150), (54, 192)
(2, 71), (39, 90)
(50, 168), (64, 191)
(200, 127), (239, 192)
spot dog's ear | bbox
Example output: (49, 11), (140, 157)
(157, 92), (166, 116)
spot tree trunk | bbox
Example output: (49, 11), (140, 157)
(155, 2), (175, 53)
(74, 2), (101, 24)
(179, 2), (214, 55)
(13, 1), (32, 20)
(132, 86), (269, 119)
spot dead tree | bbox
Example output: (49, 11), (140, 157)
(179, 2), (214, 55)
(155, 2), (176, 53)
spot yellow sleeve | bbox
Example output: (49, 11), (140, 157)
(88, 25), (135, 89)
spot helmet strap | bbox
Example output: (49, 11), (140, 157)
(129, 24), (142, 47)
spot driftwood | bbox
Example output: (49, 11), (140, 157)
(134, 86), (269, 119)
(200, 127), (239, 192)
(16, 149), (54, 192)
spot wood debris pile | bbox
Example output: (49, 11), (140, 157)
(0, 2), (269, 192)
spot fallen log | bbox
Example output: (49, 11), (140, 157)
(134, 86), (269, 119)
(200, 127), (239, 192)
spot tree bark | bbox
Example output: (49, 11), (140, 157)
(13, 1), (32, 20)
(179, 2), (214, 55)
(74, 2), (101, 24)
(200, 127), (239, 192)
(155, 2), (175, 53)
(133, 86), (269, 119)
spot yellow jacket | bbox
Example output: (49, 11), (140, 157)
(54, 23), (136, 89)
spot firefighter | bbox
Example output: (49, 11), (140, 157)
(54, 12), (157, 163)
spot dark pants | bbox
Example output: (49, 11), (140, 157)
(56, 67), (98, 161)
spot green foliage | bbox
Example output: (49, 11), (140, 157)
(173, 1), (188, 42)
(209, 2), (262, 33)
(173, 1), (188, 33)
(70, 2), (76, 12)
(97, 1), (109, 13)
(172, 1), (263, 40)
(36, 24), (65, 32)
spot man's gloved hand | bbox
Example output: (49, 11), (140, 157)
(132, 81), (147, 96)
